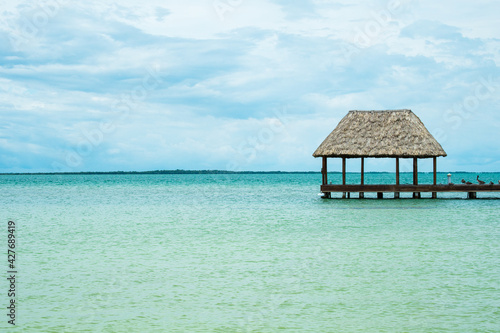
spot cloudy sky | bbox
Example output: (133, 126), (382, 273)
(1, 0), (499, 172)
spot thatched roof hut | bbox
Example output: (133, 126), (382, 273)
(313, 110), (500, 199)
(313, 110), (446, 158)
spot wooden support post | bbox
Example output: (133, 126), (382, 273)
(377, 192), (383, 199)
(395, 158), (400, 199)
(413, 158), (418, 184)
(342, 157), (346, 185)
(360, 157), (364, 199)
(321, 156), (330, 199)
(413, 157), (420, 198)
(342, 157), (346, 199)
(396, 158), (400, 185)
(433, 157), (437, 185)
(432, 157), (437, 199)
(322, 156), (328, 185)
(468, 192), (477, 199)
(361, 158), (364, 185)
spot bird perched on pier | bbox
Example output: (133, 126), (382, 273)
(498, 180), (500, 184)
(477, 175), (485, 185)
(489, 181), (494, 185)
(462, 179), (473, 185)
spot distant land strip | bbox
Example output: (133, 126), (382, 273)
(0, 170), (320, 175)
(0, 170), (496, 176)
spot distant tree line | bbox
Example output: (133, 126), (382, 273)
(0, 170), (321, 175)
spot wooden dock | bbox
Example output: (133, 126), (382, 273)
(313, 110), (497, 199)
(321, 184), (500, 199)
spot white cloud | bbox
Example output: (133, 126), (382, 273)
(1, 0), (499, 172)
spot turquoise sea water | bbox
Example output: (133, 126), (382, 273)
(1, 173), (500, 332)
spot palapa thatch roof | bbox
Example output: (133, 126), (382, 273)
(313, 110), (447, 158)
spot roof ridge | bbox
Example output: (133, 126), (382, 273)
(348, 109), (412, 112)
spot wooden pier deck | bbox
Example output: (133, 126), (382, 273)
(313, 110), (497, 200)
(321, 184), (500, 199)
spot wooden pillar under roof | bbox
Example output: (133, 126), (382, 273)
(413, 157), (420, 198)
(342, 157), (346, 199)
(432, 157), (437, 199)
(395, 158), (400, 199)
(359, 157), (364, 199)
(321, 156), (331, 199)
(322, 156), (328, 185)
(342, 157), (346, 185)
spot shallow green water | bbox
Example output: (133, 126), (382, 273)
(1, 173), (500, 332)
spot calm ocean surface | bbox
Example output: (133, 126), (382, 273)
(2, 173), (500, 332)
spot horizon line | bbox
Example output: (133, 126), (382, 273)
(0, 170), (499, 175)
